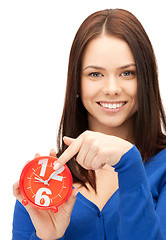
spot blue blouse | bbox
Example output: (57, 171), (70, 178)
(12, 146), (166, 239)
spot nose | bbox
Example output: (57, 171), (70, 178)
(103, 75), (121, 96)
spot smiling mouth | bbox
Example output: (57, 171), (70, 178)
(98, 101), (127, 110)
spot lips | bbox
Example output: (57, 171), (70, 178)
(98, 101), (127, 110)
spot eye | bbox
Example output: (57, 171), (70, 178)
(121, 70), (136, 79)
(89, 72), (103, 78)
(122, 71), (133, 76)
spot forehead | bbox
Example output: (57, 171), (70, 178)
(82, 35), (135, 70)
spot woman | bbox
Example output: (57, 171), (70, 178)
(13, 9), (166, 240)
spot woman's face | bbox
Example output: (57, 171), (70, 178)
(81, 35), (138, 133)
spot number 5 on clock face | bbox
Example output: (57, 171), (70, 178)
(19, 156), (73, 212)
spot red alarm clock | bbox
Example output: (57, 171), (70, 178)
(19, 156), (73, 213)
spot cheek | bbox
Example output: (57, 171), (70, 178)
(123, 80), (138, 113)
(127, 81), (138, 110)
(125, 80), (137, 99)
(81, 79), (100, 100)
(81, 82), (90, 99)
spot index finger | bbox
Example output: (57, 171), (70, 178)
(53, 135), (83, 170)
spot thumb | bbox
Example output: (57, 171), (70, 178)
(58, 188), (78, 218)
(63, 136), (75, 146)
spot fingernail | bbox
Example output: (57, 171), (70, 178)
(53, 162), (60, 170)
(50, 149), (56, 155)
(35, 153), (40, 158)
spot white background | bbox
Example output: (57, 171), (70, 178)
(0, 0), (166, 239)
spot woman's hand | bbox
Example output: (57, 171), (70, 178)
(13, 149), (78, 240)
(54, 131), (133, 171)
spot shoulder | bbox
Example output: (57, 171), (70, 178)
(145, 148), (166, 169)
(145, 148), (166, 191)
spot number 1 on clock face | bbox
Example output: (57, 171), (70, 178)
(38, 159), (48, 177)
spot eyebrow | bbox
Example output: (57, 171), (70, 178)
(120, 63), (136, 69)
(83, 63), (136, 71)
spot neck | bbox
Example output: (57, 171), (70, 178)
(88, 116), (135, 144)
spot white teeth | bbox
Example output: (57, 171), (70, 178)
(99, 102), (125, 109)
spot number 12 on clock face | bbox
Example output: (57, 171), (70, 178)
(19, 156), (73, 212)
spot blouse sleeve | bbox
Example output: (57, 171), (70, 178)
(113, 145), (166, 239)
(12, 200), (41, 240)
(156, 184), (166, 237)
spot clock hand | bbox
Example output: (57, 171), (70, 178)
(34, 172), (57, 185)
(33, 173), (46, 184)
(34, 177), (45, 183)
(44, 171), (56, 185)
(44, 166), (65, 185)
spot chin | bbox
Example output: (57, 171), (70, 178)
(97, 117), (133, 130)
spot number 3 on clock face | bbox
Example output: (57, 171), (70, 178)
(19, 156), (73, 212)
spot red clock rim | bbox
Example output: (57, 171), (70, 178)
(19, 156), (73, 210)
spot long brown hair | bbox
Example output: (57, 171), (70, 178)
(57, 9), (166, 190)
